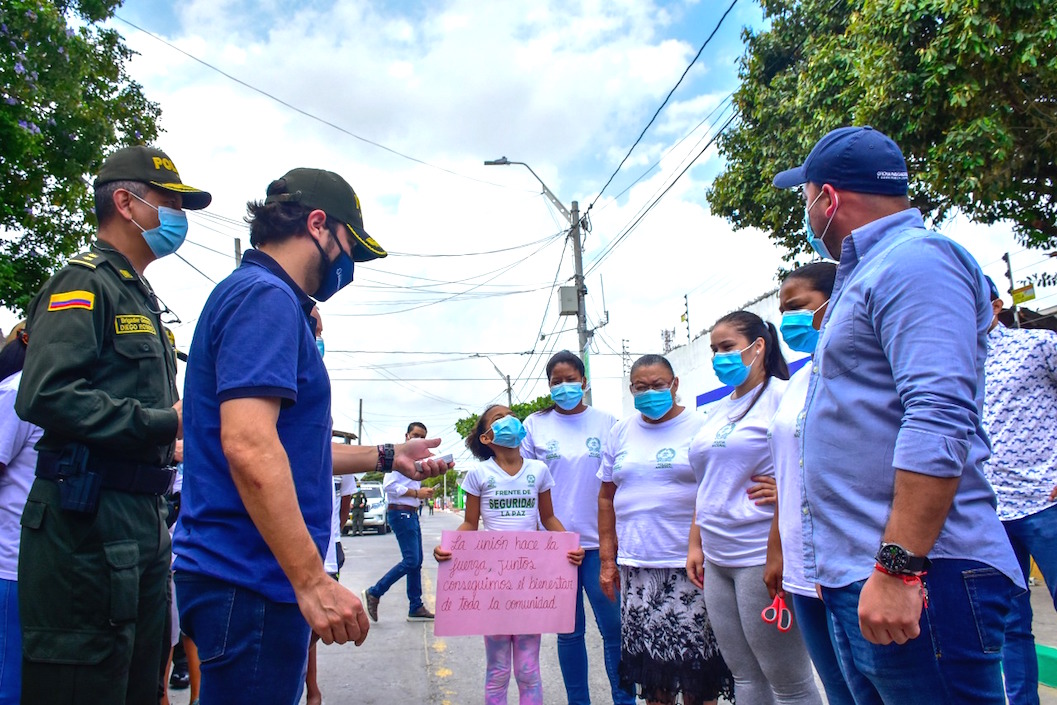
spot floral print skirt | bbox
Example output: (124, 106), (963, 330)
(618, 565), (735, 704)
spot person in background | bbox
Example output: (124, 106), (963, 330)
(362, 422), (436, 622)
(763, 262), (856, 705)
(599, 354), (733, 705)
(773, 126), (1022, 703)
(980, 275), (1057, 705)
(0, 324), (40, 705)
(348, 488), (368, 536)
(521, 350), (633, 705)
(435, 404), (584, 705)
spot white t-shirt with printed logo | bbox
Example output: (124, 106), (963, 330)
(0, 372), (41, 581)
(522, 406), (616, 549)
(600, 408), (708, 568)
(690, 379), (786, 568)
(461, 457), (555, 532)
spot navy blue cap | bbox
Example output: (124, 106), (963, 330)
(984, 275), (1001, 301)
(773, 126), (909, 196)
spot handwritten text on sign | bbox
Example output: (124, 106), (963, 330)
(434, 530), (579, 636)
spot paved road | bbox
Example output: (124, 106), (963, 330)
(168, 508), (1057, 704)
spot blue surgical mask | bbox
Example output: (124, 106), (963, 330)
(130, 192), (188, 258)
(804, 191), (835, 260)
(312, 226), (355, 302)
(550, 382), (584, 411)
(780, 300), (829, 353)
(315, 336), (325, 358)
(490, 415), (526, 448)
(633, 387), (673, 421)
(712, 342), (759, 387)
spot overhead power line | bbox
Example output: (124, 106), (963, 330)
(584, 0), (740, 214)
(114, 15), (530, 192)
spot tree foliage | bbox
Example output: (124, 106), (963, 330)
(0, 0), (160, 313)
(708, 0), (1057, 258)
(454, 395), (555, 440)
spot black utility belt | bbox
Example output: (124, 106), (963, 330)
(37, 448), (176, 496)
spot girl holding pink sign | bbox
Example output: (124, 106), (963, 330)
(434, 404), (584, 705)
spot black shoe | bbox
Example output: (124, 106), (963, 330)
(169, 669), (190, 690)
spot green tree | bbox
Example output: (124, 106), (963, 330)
(0, 0), (160, 313)
(708, 0), (1057, 258)
(454, 395), (555, 440)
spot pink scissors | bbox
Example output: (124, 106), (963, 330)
(762, 593), (793, 632)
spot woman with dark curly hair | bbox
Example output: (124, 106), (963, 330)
(599, 354), (733, 705)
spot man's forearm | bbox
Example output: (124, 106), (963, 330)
(883, 469), (960, 556)
(332, 444), (380, 475)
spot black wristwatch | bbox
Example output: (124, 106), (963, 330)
(875, 542), (931, 575)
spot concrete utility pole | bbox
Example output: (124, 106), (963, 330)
(235, 238), (242, 267)
(484, 157), (594, 405)
(357, 398), (364, 445)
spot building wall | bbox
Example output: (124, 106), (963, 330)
(619, 287), (811, 417)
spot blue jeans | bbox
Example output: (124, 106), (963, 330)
(822, 559), (1016, 705)
(556, 549), (634, 705)
(1001, 504), (1057, 705)
(175, 572), (311, 705)
(368, 508), (423, 613)
(0, 579), (19, 705)
(790, 593), (855, 705)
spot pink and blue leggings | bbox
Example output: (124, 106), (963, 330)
(484, 634), (542, 705)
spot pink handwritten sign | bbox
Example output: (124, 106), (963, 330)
(434, 530), (579, 637)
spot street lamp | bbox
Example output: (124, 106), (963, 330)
(472, 353), (513, 407)
(484, 156), (592, 405)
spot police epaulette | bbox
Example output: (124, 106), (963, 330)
(69, 252), (101, 270)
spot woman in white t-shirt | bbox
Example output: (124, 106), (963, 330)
(765, 262), (854, 705)
(599, 354), (733, 705)
(521, 351), (632, 705)
(688, 310), (822, 704)
(435, 404), (583, 705)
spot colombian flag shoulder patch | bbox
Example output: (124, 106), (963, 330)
(48, 290), (95, 312)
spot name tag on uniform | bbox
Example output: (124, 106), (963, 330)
(114, 315), (157, 335)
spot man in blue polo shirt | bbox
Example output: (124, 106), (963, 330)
(773, 127), (1022, 703)
(174, 168), (449, 704)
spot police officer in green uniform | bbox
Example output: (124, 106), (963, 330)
(15, 146), (210, 704)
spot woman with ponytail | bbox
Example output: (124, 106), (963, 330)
(687, 311), (823, 704)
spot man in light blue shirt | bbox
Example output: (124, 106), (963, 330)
(774, 126), (1022, 704)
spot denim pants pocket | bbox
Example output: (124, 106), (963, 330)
(174, 574), (237, 663)
(962, 567), (1012, 655)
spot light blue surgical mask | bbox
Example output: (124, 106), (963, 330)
(315, 336), (325, 358)
(130, 192), (188, 258)
(550, 382), (584, 411)
(804, 190), (835, 260)
(779, 299), (829, 353)
(490, 415), (526, 448)
(712, 342), (760, 387)
(312, 225), (355, 302)
(633, 387), (674, 420)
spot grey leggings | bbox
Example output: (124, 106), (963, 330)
(702, 561), (823, 705)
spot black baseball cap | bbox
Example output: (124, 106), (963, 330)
(264, 168), (387, 262)
(773, 126), (909, 196)
(95, 146), (211, 210)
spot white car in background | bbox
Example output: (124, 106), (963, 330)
(356, 483), (390, 534)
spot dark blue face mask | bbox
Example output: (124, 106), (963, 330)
(312, 225), (355, 302)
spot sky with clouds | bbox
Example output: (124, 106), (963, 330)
(3, 0), (1046, 463)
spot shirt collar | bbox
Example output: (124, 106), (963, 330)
(838, 208), (925, 266)
(242, 249), (316, 319)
